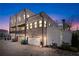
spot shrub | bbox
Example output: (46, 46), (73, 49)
(71, 32), (79, 47)
(61, 42), (70, 50)
(70, 47), (78, 52)
(61, 42), (78, 52)
(21, 39), (28, 45)
(51, 43), (57, 48)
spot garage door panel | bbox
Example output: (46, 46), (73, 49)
(28, 38), (40, 46)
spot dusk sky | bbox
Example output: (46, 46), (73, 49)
(0, 3), (79, 30)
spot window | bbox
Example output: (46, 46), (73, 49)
(11, 17), (16, 25)
(11, 19), (13, 24)
(44, 21), (46, 27)
(18, 16), (21, 22)
(17, 27), (19, 31)
(26, 24), (29, 29)
(49, 23), (51, 26)
(11, 28), (15, 31)
(39, 20), (42, 27)
(23, 14), (25, 19)
(21, 27), (25, 30)
(14, 19), (16, 23)
(34, 22), (37, 28)
(30, 23), (32, 29)
(27, 15), (29, 18)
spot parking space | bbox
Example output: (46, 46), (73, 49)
(0, 40), (78, 56)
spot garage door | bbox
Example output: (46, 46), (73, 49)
(28, 38), (41, 46)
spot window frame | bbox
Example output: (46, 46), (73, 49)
(44, 21), (47, 27)
(30, 23), (32, 29)
(26, 24), (29, 29)
(39, 20), (42, 27)
(34, 21), (37, 28)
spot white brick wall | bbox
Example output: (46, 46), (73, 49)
(47, 26), (72, 47)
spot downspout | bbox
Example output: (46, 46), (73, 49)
(24, 9), (28, 40)
(40, 13), (44, 47)
(15, 15), (17, 40)
(24, 9), (26, 37)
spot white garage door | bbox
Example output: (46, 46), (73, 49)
(28, 38), (41, 46)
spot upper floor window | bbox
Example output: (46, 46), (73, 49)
(30, 23), (32, 29)
(26, 24), (29, 29)
(11, 18), (16, 24)
(23, 14), (25, 19)
(11, 28), (15, 31)
(11, 19), (13, 24)
(18, 16), (21, 22)
(34, 22), (37, 28)
(39, 20), (42, 27)
(49, 23), (51, 26)
(27, 15), (29, 18)
(13, 19), (16, 23)
(21, 27), (25, 30)
(44, 21), (46, 27)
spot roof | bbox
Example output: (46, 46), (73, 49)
(0, 29), (8, 33)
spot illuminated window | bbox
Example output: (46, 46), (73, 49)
(44, 21), (46, 27)
(30, 23), (32, 29)
(26, 24), (29, 29)
(18, 17), (21, 22)
(23, 14), (25, 19)
(34, 22), (37, 28)
(27, 15), (29, 18)
(49, 23), (51, 26)
(21, 27), (25, 30)
(39, 20), (42, 27)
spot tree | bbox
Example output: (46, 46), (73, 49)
(71, 30), (79, 48)
(62, 19), (71, 30)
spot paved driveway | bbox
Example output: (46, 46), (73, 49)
(0, 40), (78, 56)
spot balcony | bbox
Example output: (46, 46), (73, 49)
(17, 15), (25, 26)
(9, 28), (16, 33)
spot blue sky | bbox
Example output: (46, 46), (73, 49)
(0, 3), (79, 30)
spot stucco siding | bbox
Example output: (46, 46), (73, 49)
(63, 31), (72, 45)
(47, 26), (62, 46)
(28, 38), (41, 46)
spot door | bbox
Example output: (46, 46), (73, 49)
(28, 37), (41, 46)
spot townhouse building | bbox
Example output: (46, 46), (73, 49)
(9, 9), (72, 47)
